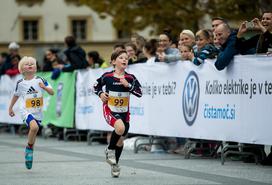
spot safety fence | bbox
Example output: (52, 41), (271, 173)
(1, 55), (272, 145)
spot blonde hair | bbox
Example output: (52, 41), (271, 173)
(18, 56), (37, 74)
(181, 29), (195, 40)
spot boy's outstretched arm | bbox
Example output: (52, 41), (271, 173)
(39, 82), (54, 95)
(8, 95), (19, 117)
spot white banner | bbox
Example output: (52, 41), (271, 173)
(0, 74), (23, 124)
(76, 68), (112, 131)
(78, 55), (272, 145)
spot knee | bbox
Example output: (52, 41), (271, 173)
(114, 121), (125, 135)
(29, 122), (39, 133)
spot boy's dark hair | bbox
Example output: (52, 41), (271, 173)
(111, 49), (127, 61)
(65, 36), (76, 48)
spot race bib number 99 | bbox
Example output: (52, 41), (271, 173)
(108, 91), (129, 113)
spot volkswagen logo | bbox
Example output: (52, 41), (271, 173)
(182, 71), (200, 126)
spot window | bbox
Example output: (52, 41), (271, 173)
(69, 16), (92, 41)
(23, 20), (39, 41)
(71, 19), (87, 40)
(117, 30), (131, 39)
(19, 16), (42, 41)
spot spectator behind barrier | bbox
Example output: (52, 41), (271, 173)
(214, 24), (239, 71)
(0, 42), (21, 75)
(236, 11), (272, 54)
(0, 52), (8, 75)
(211, 17), (228, 32)
(157, 28), (180, 62)
(5, 54), (20, 77)
(60, 36), (88, 72)
(87, 51), (104, 69)
(193, 29), (219, 66)
(130, 33), (146, 61)
(179, 29), (196, 50)
(42, 49), (65, 72)
(170, 36), (179, 49)
(179, 44), (194, 61)
(125, 43), (138, 65)
(142, 39), (159, 65)
(213, 33), (222, 50)
(126, 42), (147, 65)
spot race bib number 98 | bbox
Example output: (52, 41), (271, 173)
(26, 98), (43, 108)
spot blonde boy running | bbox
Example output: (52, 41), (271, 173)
(8, 56), (54, 169)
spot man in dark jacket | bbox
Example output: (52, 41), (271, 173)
(61, 36), (88, 72)
(214, 24), (239, 71)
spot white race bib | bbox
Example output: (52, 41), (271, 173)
(108, 91), (129, 113)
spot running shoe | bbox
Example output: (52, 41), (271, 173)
(111, 164), (120, 178)
(105, 147), (116, 165)
(25, 147), (33, 170)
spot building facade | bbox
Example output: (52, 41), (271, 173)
(0, 0), (140, 63)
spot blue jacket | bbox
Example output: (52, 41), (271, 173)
(193, 44), (219, 65)
(215, 31), (239, 71)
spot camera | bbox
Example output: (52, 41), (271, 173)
(245, 21), (255, 29)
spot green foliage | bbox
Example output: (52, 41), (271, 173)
(78, 0), (266, 37)
(206, 0), (260, 20)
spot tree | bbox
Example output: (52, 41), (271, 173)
(79, 0), (205, 37)
(205, 0), (261, 20)
(76, 0), (269, 37)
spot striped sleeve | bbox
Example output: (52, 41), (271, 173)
(128, 74), (142, 98)
(14, 79), (23, 96)
(93, 73), (106, 97)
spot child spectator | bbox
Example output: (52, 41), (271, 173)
(0, 42), (21, 75)
(179, 44), (194, 61)
(5, 54), (21, 77)
(193, 29), (219, 65)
